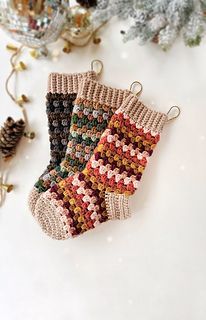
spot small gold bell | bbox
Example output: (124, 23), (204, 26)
(63, 42), (72, 54)
(29, 49), (39, 59)
(15, 61), (27, 71)
(6, 44), (18, 52)
(24, 131), (35, 139)
(0, 184), (14, 193)
(17, 94), (30, 105)
(93, 37), (101, 45)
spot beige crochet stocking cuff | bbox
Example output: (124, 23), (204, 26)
(75, 78), (131, 112)
(47, 71), (96, 94)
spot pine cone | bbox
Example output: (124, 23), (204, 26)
(76, 0), (97, 8)
(0, 117), (25, 160)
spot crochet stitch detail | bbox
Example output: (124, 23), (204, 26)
(105, 192), (130, 220)
(35, 97), (167, 239)
(28, 71), (96, 215)
(34, 80), (131, 194)
(48, 71), (96, 94)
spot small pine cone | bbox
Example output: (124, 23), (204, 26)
(0, 117), (25, 160)
(76, 0), (97, 8)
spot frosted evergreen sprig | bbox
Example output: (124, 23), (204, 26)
(93, 0), (206, 50)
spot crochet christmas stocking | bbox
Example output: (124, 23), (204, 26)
(35, 94), (168, 239)
(29, 79), (130, 215)
(28, 71), (96, 214)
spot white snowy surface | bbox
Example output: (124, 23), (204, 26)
(0, 18), (206, 320)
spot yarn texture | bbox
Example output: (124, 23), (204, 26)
(29, 78), (130, 218)
(28, 71), (96, 214)
(35, 94), (167, 239)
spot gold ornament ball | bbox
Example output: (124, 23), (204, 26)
(64, 5), (94, 46)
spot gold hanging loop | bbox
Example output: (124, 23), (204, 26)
(130, 81), (143, 97)
(167, 106), (181, 122)
(91, 59), (103, 77)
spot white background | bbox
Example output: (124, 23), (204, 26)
(0, 10), (206, 320)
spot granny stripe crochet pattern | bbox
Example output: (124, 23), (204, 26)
(28, 71), (96, 214)
(61, 79), (131, 173)
(29, 79), (131, 218)
(46, 92), (76, 170)
(35, 94), (168, 240)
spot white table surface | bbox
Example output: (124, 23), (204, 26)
(0, 16), (206, 320)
